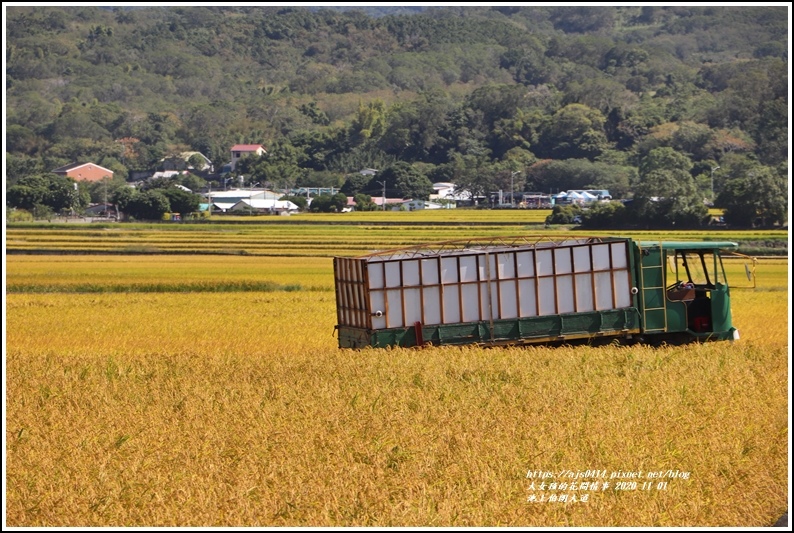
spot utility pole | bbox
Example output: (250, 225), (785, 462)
(511, 171), (521, 207)
(376, 180), (386, 211)
(710, 166), (720, 204)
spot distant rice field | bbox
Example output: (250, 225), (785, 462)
(5, 216), (787, 257)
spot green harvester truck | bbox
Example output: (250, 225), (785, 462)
(334, 236), (744, 348)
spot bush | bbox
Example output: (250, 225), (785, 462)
(32, 203), (55, 221)
(580, 201), (627, 228)
(7, 209), (34, 222)
(353, 193), (378, 211)
(545, 204), (582, 225)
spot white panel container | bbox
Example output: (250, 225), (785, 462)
(334, 237), (635, 332)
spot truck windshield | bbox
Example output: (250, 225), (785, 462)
(676, 251), (713, 287)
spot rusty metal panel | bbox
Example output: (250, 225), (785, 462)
(333, 257), (371, 329)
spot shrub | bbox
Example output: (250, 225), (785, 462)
(7, 209), (34, 222)
(545, 204), (582, 224)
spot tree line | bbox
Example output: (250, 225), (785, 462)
(5, 6), (788, 226)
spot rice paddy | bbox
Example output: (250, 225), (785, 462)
(5, 217), (787, 257)
(4, 219), (790, 527)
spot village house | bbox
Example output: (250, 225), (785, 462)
(229, 144), (267, 171)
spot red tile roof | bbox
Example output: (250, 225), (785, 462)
(52, 162), (114, 175)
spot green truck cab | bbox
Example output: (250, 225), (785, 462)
(635, 240), (739, 344)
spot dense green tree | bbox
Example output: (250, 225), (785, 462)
(630, 148), (708, 227)
(5, 153), (49, 186)
(499, 39), (554, 85)
(95, 154), (126, 178)
(449, 153), (494, 205)
(289, 130), (342, 171)
(236, 141), (303, 189)
(48, 109), (112, 142)
(111, 185), (138, 215)
(298, 101), (330, 126)
(340, 172), (373, 196)
(500, 147), (538, 172)
(6, 124), (42, 154)
(378, 90), (455, 161)
(638, 146), (693, 176)
(161, 187), (201, 215)
(328, 143), (396, 174)
(563, 77), (638, 118)
(123, 189), (171, 220)
(6, 174), (82, 213)
(353, 193), (379, 211)
(628, 184), (709, 228)
(670, 121), (714, 160)
(549, 6), (615, 34)
(370, 161), (433, 200)
(309, 192), (347, 213)
(537, 104), (610, 160)
(296, 170), (345, 189)
(717, 166), (787, 227)
(7, 184), (44, 211)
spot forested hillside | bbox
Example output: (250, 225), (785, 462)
(5, 5), (789, 226)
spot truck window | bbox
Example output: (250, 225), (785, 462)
(678, 251), (713, 288)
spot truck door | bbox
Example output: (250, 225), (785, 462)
(709, 252), (734, 335)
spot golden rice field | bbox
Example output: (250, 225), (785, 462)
(4, 230), (790, 526)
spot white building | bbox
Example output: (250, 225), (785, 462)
(430, 182), (456, 199)
(207, 189), (281, 212)
(431, 182), (479, 204)
(391, 200), (453, 211)
(230, 199), (299, 215)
